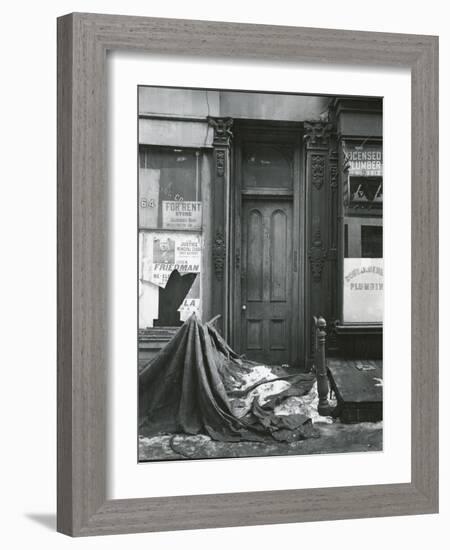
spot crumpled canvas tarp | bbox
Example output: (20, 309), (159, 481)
(139, 314), (317, 443)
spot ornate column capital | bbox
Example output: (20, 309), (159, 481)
(304, 121), (333, 149)
(207, 116), (233, 147)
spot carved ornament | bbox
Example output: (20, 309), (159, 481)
(207, 117), (233, 147)
(308, 228), (327, 282)
(304, 121), (332, 149)
(311, 154), (325, 190)
(212, 229), (226, 281)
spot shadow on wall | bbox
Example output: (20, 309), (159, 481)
(25, 513), (56, 531)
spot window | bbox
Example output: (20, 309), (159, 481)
(138, 146), (209, 329)
(242, 143), (293, 189)
(361, 225), (382, 258)
(139, 147), (202, 230)
(342, 142), (383, 324)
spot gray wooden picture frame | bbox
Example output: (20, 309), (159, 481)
(57, 12), (439, 537)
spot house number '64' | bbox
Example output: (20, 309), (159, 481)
(140, 198), (155, 208)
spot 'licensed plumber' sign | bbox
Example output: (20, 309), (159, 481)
(343, 258), (383, 323)
(345, 144), (383, 177)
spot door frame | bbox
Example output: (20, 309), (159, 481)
(229, 121), (306, 367)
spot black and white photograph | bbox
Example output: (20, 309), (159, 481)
(137, 86), (383, 461)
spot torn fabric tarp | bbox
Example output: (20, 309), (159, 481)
(139, 315), (318, 443)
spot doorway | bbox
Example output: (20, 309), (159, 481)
(241, 198), (293, 363)
(231, 124), (304, 366)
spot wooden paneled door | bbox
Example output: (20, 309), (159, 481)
(240, 198), (294, 364)
(231, 124), (304, 367)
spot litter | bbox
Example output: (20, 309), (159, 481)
(139, 314), (320, 443)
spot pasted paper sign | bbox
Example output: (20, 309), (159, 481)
(343, 258), (383, 323)
(141, 232), (202, 288)
(162, 200), (202, 230)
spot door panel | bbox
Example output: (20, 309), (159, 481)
(246, 210), (264, 301)
(241, 199), (293, 364)
(270, 209), (288, 301)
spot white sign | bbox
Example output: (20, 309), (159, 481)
(177, 276), (201, 321)
(346, 145), (383, 177)
(343, 258), (383, 323)
(162, 200), (202, 230)
(141, 232), (202, 288)
(178, 298), (201, 322)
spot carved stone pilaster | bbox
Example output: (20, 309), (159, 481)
(212, 229), (226, 282)
(308, 228), (327, 283)
(329, 149), (338, 189)
(311, 154), (325, 190)
(216, 150), (226, 177)
(328, 147), (339, 256)
(207, 117), (233, 337)
(305, 118), (338, 367)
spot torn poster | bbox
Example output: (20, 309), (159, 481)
(141, 232), (202, 288)
(178, 277), (201, 321)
